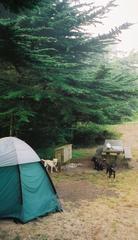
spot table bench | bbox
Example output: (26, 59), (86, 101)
(124, 146), (132, 160)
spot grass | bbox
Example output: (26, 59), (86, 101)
(0, 229), (48, 240)
(0, 230), (21, 240)
(72, 147), (96, 160)
(53, 165), (138, 205)
(90, 169), (138, 207)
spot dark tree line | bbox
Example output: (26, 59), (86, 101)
(0, 0), (40, 12)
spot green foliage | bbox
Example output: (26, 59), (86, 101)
(0, 0), (137, 147)
(72, 147), (95, 161)
(37, 147), (55, 159)
(72, 122), (118, 147)
(0, 0), (40, 12)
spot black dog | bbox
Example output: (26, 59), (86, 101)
(91, 156), (104, 171)
(106, 164), (116, 178)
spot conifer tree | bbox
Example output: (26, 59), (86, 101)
(0, 0), (137, 146)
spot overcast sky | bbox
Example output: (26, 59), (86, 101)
(82, 0), (138, 55)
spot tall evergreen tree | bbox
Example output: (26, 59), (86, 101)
(0, 0), (137, 146)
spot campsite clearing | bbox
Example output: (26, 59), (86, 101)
(0, 123), (138, 240)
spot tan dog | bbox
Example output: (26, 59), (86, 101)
(41, 158), (58, 173)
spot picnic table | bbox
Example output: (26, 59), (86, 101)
(103, 139), (123, 154)
(102, 139), (132, 160)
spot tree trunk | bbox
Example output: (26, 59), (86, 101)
(9, 113), (14, 136)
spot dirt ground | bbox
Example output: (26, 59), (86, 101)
(0, 123), (138, 240)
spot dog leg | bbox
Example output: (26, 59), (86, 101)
(109, 171), (112, 178)
(113, 171), (116, 178)
(51, 166), (53, 173)
(55, 166), (58, 172)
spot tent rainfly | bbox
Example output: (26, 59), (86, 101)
(0, 137), (62, 223)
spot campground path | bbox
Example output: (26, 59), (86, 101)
(113, 122), (138, 169)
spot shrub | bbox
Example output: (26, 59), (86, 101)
(72, 122), (118, 147)
(37, 147), (55, 159)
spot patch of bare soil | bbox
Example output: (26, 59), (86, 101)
(56, 179), (117, 204)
